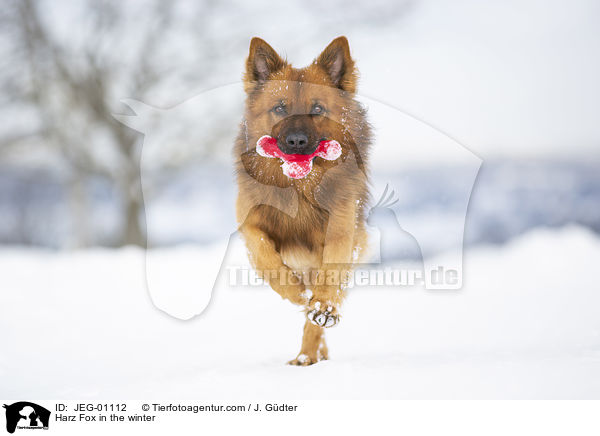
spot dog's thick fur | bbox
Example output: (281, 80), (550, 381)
(235, 36), (372, 365)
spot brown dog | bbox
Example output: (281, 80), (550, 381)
(235, 36), (372, 365)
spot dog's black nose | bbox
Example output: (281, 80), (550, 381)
(285, 132), (308, 150)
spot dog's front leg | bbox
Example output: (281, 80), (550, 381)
(239, 222), (309, 306)
(307, 206), (356, 327)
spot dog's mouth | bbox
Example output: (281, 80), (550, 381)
(256, 135), (342, 179)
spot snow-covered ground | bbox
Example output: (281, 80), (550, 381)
(1, 225), (599, 399)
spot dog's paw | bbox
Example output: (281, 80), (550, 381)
(287, 353), (321, 366)
(306, 301), (339, 328)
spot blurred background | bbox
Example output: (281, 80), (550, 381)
(2, 0), (600, 400)
(0, 0), (599, 253)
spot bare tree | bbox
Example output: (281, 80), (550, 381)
(0, 0), (228, 247)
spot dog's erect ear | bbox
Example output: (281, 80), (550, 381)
(245, 37), (285, 88)
(316, 36), (357, 93)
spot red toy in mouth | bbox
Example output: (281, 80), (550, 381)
(256, 135), (342, 179)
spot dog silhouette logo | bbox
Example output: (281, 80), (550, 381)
(3, 402), (50, 433)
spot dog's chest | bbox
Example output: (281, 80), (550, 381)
(262, 193), (327, 248)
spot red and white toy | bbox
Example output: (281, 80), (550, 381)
(256, 135), (342, 179)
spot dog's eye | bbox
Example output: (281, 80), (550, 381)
(311, 104), (325, 115)
(272, 104), (287, 115)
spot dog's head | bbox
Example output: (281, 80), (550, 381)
(242, 37), (358, 157)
